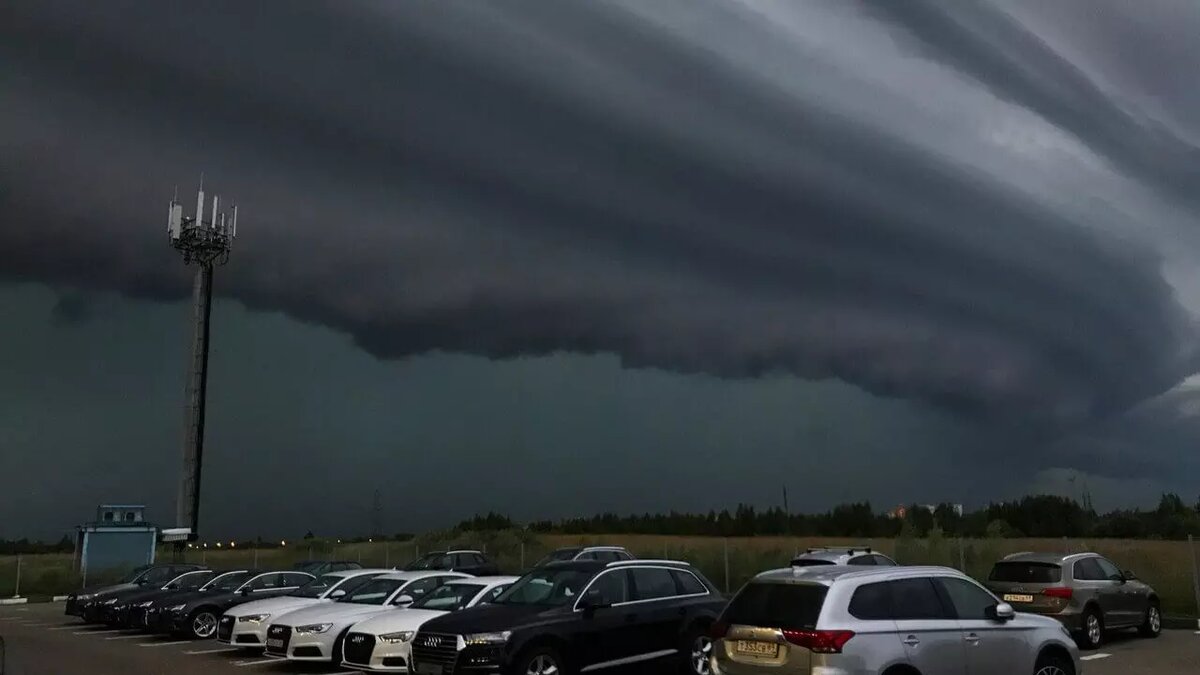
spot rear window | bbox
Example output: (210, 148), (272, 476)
(790, 559), (835, 567)
(988, 562), (1062, 583)
(723, 582), (827, 630)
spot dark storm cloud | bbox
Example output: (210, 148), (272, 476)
(2, 0), (1199, 423)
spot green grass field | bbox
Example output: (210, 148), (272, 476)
(4, 533), (1197, 618)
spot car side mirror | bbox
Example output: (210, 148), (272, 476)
(578, 591), (610, 616)
(393, 594), (414, 606)
(1123, 570), (1137, 581)
(329, 589), (346, 599)
(987, 603), (1015, 623)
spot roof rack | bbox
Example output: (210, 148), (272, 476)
(605, 559), (689, 568)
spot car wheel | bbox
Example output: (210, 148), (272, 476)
(517, 646), (565, 675)
(189, 609), (219, 639)
(1077, 608), (1104, 650)
(1034, 652), (1074, 675)
(680, 626), (713, 675)
(1139, 600), (1162, 638)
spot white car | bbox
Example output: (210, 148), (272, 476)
(340, 576), (518, 672)
(264, 570), (469, 664)
(218, 568), (392, 648)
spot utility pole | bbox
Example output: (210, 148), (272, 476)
(167, 178), (238, 556)
(371, 490), (383, 540)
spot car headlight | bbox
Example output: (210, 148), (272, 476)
(463, 631), (511, 645)
(137, 601), (155, 608)
(294, 623), (334, 635)
(238, 614), (270, 623)
(379, 631), (415, 644)
(168, 604), (187, 613)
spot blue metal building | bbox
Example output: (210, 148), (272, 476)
(74, 505), (157, 579)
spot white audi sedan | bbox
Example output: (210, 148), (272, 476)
(340, 576), (518, 672)
(218, 568), (392, 648)
(264, 570), (469, 664)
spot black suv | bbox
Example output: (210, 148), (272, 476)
(412, 560), (725, 675)
(405, 550), (500, 576)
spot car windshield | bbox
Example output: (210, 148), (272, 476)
(412, 583), (484, 611)
(988, 562), (1062, 583)
(289, 574), (342, 598)
(201, 571), (252, 592)
(338, 578), (405, 605)
(293, 561), (325, 573)
(404, 553), (444, 571)
(494, 568), (593, 607)
(534, 549), (581, 567)
(119, 565), (152, 583)
(723, 582), (828, 630)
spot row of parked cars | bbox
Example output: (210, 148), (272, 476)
(64, 544), (1162, 675)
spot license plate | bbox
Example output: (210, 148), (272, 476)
(1003, 594), (1035, 603)
(266, 638), (284, 649)
(416, 663), (444, 675)
(734, 640), (779, 657)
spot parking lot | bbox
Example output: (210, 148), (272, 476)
(1, 602), (1195, 675)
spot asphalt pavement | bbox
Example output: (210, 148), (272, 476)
(0, 601), (1196, 674)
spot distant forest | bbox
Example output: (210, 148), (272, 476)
(458, 493), (1200, 541)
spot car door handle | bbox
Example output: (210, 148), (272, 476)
(902, 636), (920, 647)
(964, 633), (980, 644)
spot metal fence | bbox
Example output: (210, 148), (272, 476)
(4, 533), (1199, 619)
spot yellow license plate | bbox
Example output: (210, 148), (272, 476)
(734, 640), (779, 657)
(1003, 594), (1034, 603)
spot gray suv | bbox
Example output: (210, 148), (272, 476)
(711, 565), (1079, 675)
(791, 546), (897, 567)
(984, 552), (1161, 649)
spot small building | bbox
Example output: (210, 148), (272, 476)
(74, 504), (158, 579)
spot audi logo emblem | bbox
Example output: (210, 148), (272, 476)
(269, 627), (283, 635)
(352, 635), (365, 643)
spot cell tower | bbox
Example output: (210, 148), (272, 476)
(167, 178), (237, 547)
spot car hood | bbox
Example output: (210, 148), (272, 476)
(226, 596), (322, 617)
(274, 602), (397, 627)
(420, 604), (566, 634)
(76, 582), (137, 598)
(350, 608), (448, 635)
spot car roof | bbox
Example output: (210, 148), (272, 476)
(581, 546), (628, 552)
(446, 575), (520, 587)
(329, 567), (392, 578)
(999, 552), (1089, 564)
(376, 570), (466, 581)
(446, 549), (482, 554)
(754, 565), (965, 586)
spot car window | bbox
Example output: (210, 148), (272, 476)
(174, 571), (211, 590)
(436, 555), (454, 569)
(412, 583), (484, 610)
(576, 552), (597, 561)
(848, 581), (892, 620)
(1094, 558), (1122, 581)
(873, 555), (897, 567)
(989, 562), (1062, 583)
(937, 578), (997, 620)
(888, 578), (950, 620)
(143, 567), (175, 584)
(723, 582), (827, 630)
(791, 558), (835, 567)
(672, 570), (706, 595)
(399, 576), (441, 602)
(847, 556), (876, 566)
(630, 567), (678, 601)
(284, 573), (312, 587)
(584, 570), (631, 606)
(1073, 558), (1106, 581)
(245, 573), (283, 590)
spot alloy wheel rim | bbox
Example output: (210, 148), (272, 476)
(1150, 606), (1161, 632)
(526, 654), (559, 675)
(1035, 667), (1067, 675)
(194, 612), (216, 638)
(691, 636), (713, 675)
(1087, 615), (1101, 645)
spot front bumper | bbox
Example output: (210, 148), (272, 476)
(342, 632), (413, 672)
(65, 596), (83, 617)
(275, 629), (338, 661)
(219, 616), (269, 647)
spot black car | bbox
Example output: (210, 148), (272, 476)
(293, 560), (364, 575)
(66, 563), (206, 621)
(412, 560), (725, 675)
(145, 569), (314, 639)
(405, 550), (500, 576)
(97, 569), (216, 627)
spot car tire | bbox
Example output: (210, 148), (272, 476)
(1033, 651), (1075, 675)
(1138, 600), (1162, 638)
(515, 645), (567, 675)
(680, 625), (713, 675)
(188, 609), (219, 640)
(1077, 608), (1104, 650)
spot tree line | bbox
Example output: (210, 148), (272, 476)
(458, 493), (1200, 540)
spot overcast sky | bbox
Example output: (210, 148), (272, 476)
(3, 0), (1200, 540)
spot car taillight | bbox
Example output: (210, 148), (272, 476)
(1043, 587), (1073, 599)
(781, 629), (855, 653)
(708, 621), (729, 639)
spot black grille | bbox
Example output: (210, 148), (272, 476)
(412, 632), (459, 671)
(65, 596), (79, 615)
(217, 616), (234, 641)
(343, 632), (376, 666)
(264, 625), (293, 655)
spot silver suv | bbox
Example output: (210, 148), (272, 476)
(711, 565), (1080, 675)
(791, 546), (897, 567)
(984, 552), (1161, 649)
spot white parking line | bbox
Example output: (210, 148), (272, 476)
(1080, 653), (1112, 661)
(138, 640), (191, 647)
(184, 646), (242, 654)
(48, 625), (83, 631)
(73, 629), (124, 635)
(233, 658), (279, 666)
(105, 634), (149, 640)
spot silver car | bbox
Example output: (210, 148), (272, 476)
(984, 552), (1161, 649)
(711, 565), (1080, 675)
(790, 546), (898, 568)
